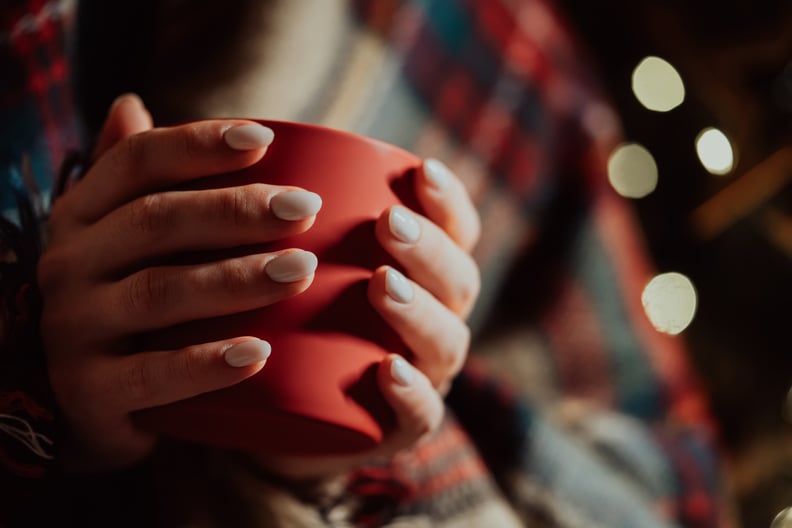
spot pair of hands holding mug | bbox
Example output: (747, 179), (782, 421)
(39, 94), (481, 476)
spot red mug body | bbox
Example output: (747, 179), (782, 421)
(134, 120), (421, 455)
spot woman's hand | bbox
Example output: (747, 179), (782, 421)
(371, 157), (481, 387)
(39, 95), (323, 471)
(257, 158), (481, 478)
(366, 156), (480, 442)
(43, 94), (480, 476)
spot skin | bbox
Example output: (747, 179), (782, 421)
(39, 94), (481, 476)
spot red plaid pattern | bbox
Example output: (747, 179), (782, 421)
(0, 0), (732, 526)
(1, 0), (79, 173)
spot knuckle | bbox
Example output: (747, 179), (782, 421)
(118, 132), (148, 173)
(411, 417), (433, 440)
(168, 347), (204, 389)
(125, 269), (170, 316)
(216, 186), (255, 229)
(449, 205), (481, 253)
(453, 260), (481, 316)
(127, 193), (171, 236)
(121, 359), (157, 404)
(218, 259), (253, 296)
(415, 409), (437, 438)
(412, 403), (443, 439)
(426, 407), (445, 436)
(438, 324), (469, 379)
(179, 125), (211, 160)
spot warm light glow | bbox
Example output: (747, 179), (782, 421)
(695, 127), (734, 175)
(641, 272), (697, 335)
(771, 507), (792, 528)
(607, 143), (658, 198)
(631, 56), (685, 112)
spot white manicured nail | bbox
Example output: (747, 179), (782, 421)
(423, 158), (452, 190)
(270, 191), (322, 221)
(391, 357), (415, 386)
(224, 124), (274, 150)
(388, 206), (420, 243)
(385, 267), (414, 303)
(265, 250), (318, 282)
(225, 339), (271, 367)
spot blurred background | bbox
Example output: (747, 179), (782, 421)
(557, 0), (792, 525)
(55, 0), (792, 524)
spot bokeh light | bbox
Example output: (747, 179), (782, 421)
(631, 56), (685, 112)
(641, 272), (698, 335)
(771, 507), (792, 528)
(607, 143), (658, 198)
(695, 127), (734, 175)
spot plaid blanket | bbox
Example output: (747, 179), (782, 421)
(0, 0), (731, 526)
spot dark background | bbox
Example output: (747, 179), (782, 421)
(558, 1), (792, 525)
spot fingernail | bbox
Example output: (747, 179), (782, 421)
(385, 267), (414, 303)
(225, 339), (272, 367)
(389, 206), (420, 243)
(391, 356), (415, 386)
(265, 250), (318, 283)
(423, 158), (452, 190)
(110, 92), (144, 111)
(224, 123), (275, 150)
(270, 191), (322, 221)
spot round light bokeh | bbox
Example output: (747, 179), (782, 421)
(632, 56), (685, 112)
(641, 272), (698, 335)
(772, 507), (792, 528)
(607, 143), (658, 198)
(695, 127), (735, 175)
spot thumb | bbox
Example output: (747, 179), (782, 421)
(92, 93), (153, 159)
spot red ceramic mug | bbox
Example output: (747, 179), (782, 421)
(133, 120), (421, 455)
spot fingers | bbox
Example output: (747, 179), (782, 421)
(76, 185), (321, 276)
(115, 338), (271, 411)
(416, 159), (481, 253)
(368, 267), (469, 388)
(61, 119), (275, 224)
(53, 337), (271, 470)
(92, 94), (154, 158)
(44, 250), (317, 340)
(374, 158), (481, 318)
(376, 204), (480, 317)
(373, 355), (444, 453)
(370, 159), (478, 392)
(101, 250), (317, 337)
(248, 353), (444, 480)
